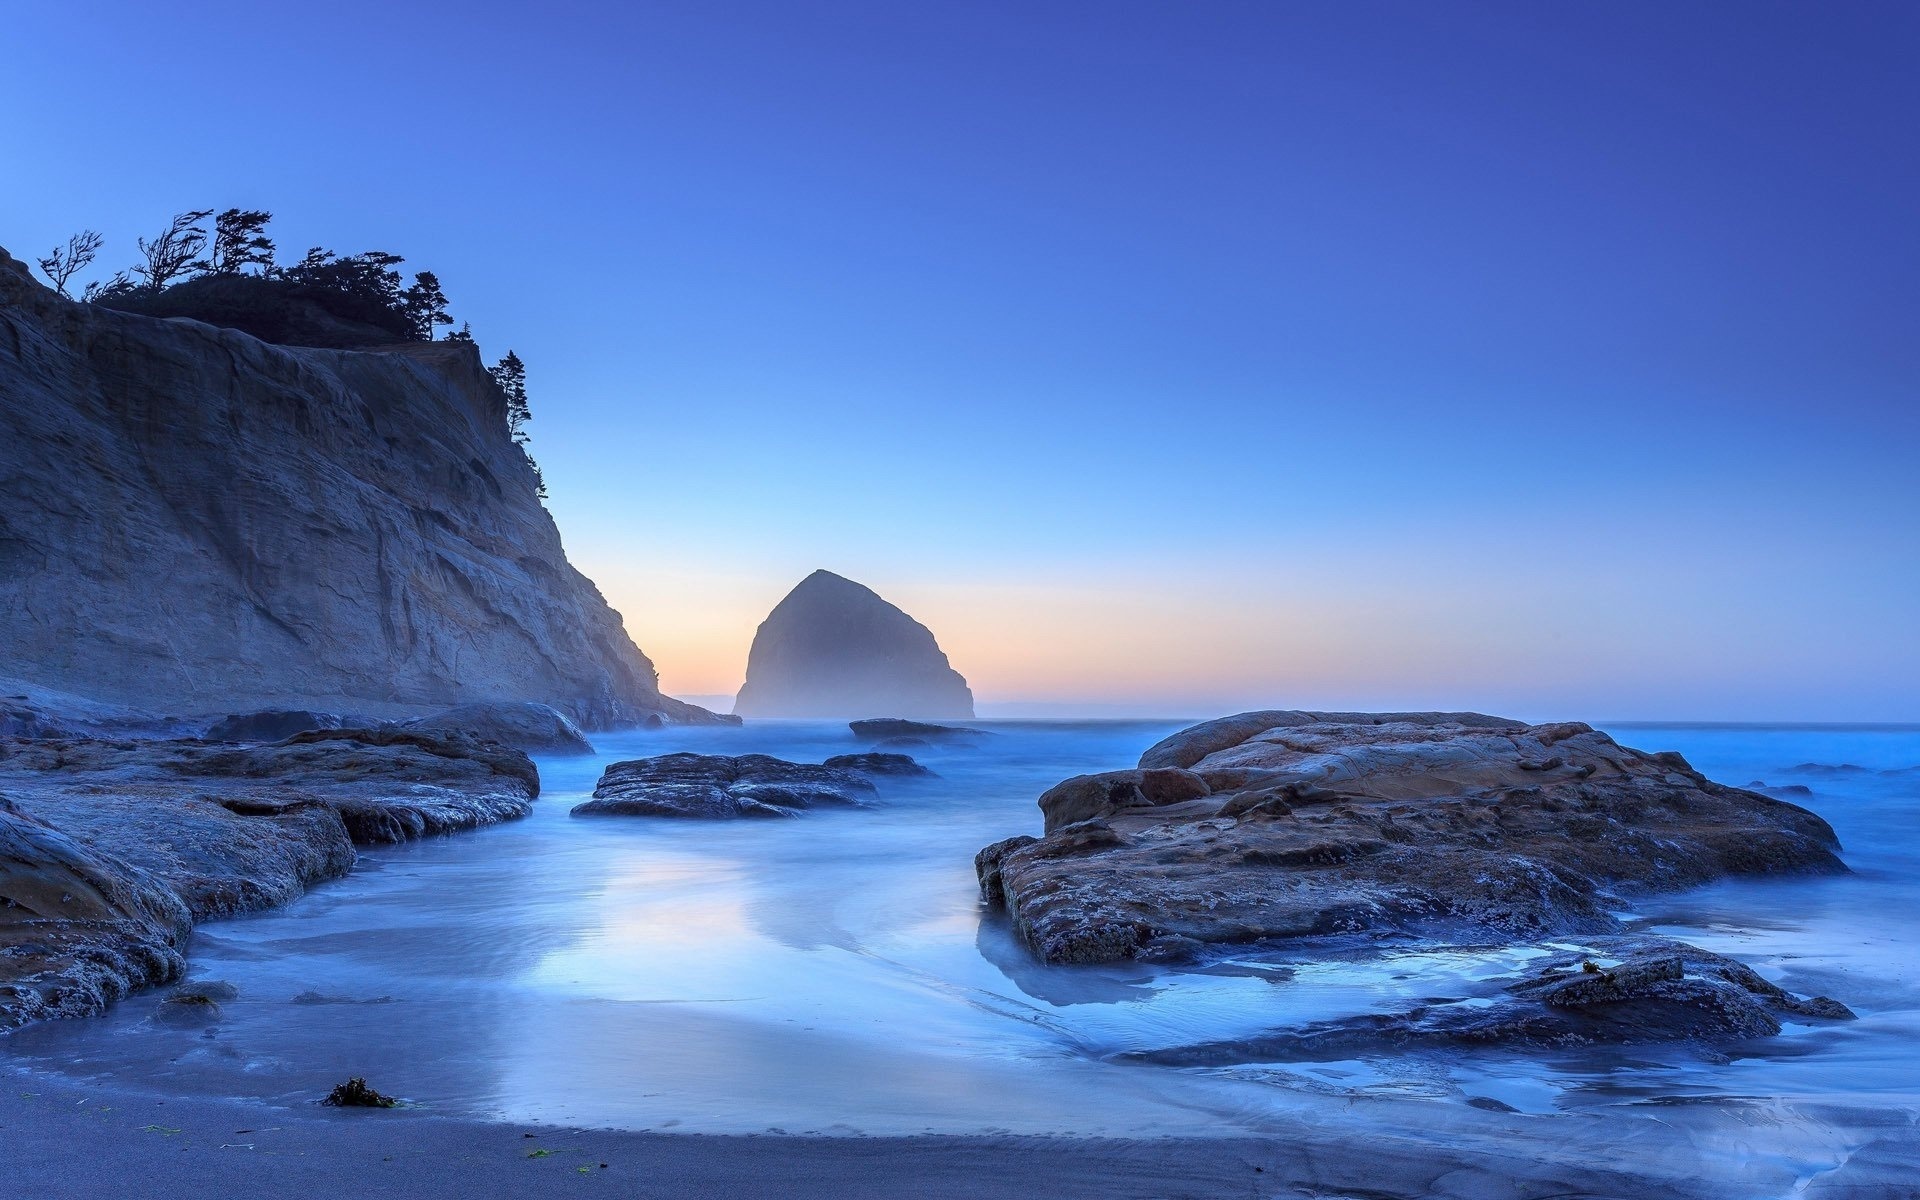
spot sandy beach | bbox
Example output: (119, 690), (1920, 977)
(14, 1065), (1878, 1200)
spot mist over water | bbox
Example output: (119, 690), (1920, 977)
(8, 720), (1917, 1165)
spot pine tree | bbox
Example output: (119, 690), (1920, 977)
(400, 271), (452, 340)
(490, 351), (530, 441)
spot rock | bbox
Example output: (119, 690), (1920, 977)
(204, 709), (344, 742)
(573, 753), (876, 819)
(1037, 769), (1211, 833)
(732, 571), (974, 719)
(873, 736), (931, 751)
(981, 711), (1847, 965)
(0, 677), (198, 741)
(1126, 937), (1855, 1064)
(0, 727), (539, 1030)
(822, 752), (933, 777)
(401, 702), (594, 755)
(154, 992), (223, 1026)
(0, 247), (728, 731)
(850, 719), (983, 742)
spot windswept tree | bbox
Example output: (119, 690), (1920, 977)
(491, 351), (530, 441)
(401, 270), (451, 340)
(133, 210), (212, 290)
(205, 208), (275, 275)
(83, 270), (137, 303)
(36, 230), (103, 297)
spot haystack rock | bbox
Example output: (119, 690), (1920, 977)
(732, 571), (974, 719)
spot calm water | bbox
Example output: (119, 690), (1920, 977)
(6, 719), (1918, 1163)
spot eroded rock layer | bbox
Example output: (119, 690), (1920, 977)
(0, 246), (717, 729)
(979, 712), (1846, 966)
(0, 728), (538, 1029)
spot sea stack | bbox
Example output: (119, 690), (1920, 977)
(733, 571), (975, 719)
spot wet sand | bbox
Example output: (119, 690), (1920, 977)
(8, 1068), (1915, 1199)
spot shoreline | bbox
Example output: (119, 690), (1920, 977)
(0, 1067), (1810, 1200)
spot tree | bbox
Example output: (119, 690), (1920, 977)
(205, 208), (275, 275)
(491, 351), (530, 441)
(445, 321), (475, 344)
(400, 270), (451, 340)
(83, 270), (137, 303)
(36, 230), (103, 297)
(133, 210), (213, 290)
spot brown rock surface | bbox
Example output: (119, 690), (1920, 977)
(980, 712), (1846, 966)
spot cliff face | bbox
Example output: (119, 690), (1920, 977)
(733, 570), (975, 719)
(0, 246), (711, 728)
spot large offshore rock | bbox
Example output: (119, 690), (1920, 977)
(0, 247), (722, 730)
(732, 571), (974, 719)
(402, 701), (595, 755)
(978, 712), (1847, 966)
(573, 752), (877, 819)
(0, 727), (540, 1029)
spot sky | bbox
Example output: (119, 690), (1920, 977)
(2, 1), (1915, 720)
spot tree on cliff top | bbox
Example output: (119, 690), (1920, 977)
(134, 210), (212, 290)
(36, 230), (102, 298)
(401, 271), (452, 340)
(204, 208), (275, 275)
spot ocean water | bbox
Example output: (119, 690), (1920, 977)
(5, 719), (1918, 1168)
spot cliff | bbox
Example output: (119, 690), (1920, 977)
(732, 570), (975, 719)
(0, 246), (715, 728)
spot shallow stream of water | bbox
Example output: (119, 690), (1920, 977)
(6, 720), (1917, 1170)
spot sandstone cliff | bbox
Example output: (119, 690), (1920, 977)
(732, 570), (975, 719)
(0, 246), (713, 727)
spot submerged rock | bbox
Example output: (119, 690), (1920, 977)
(979, 711), (1847, 966)
(822, 752), (934, 777)
(850, 718), (983, 743)
(402, 701), (594, 756)
(1126, 937), (1855, 1063)
(573, 753), (877, 819)
(0, 728), (539, 1030)
(733, 571), (975, 719)
(204, 709), (344, 742)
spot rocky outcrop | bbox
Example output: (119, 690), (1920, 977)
(203, 709), (345, 742)
(978, 712), (1847, 966)
(0, 728), (538, 1029)
(0, 246), (721, 730)
(822, 752), (934, 777)
(401, 701), (594, 755)
(1125, 937), (1855, 1063)
(573, 753), (878, 819)
(733, 571), (974, 719)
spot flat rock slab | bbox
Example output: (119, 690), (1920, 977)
(0, 728), (539, 1030)
(1125, 936), (1854, 1063)
(574, 753), (878, 819)
(978, 711), (1846, 966)
(401, 701), (595, 756)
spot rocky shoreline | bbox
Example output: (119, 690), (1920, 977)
(977, 710), (1855, 1055)
(0, 711), (545, 1031)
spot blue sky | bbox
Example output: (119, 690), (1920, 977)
(2, 1), (1915, 718)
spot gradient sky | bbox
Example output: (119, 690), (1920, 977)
(3, 1), (1915, 720)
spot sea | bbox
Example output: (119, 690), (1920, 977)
(5, 719), (1916, 1186)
